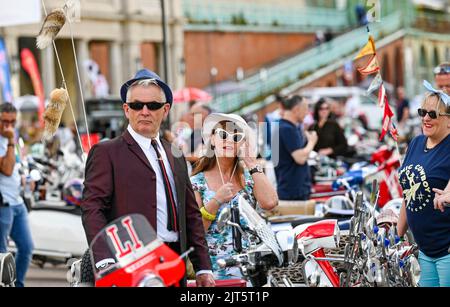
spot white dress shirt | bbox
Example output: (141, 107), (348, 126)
(128, 125), (179, 242)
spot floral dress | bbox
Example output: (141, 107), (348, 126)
(190, 170), (256, 280)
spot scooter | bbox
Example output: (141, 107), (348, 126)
(69, 214), (186, 287)
(0, 253), (16, 287)
(8, 155), (87, 268)
(216, 196), (300, 287)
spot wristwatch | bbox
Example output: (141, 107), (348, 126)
(249, 164), (263, 175)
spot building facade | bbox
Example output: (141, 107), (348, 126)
(0, 0), (186, 124)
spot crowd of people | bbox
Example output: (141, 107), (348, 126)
(1, 62), (449, 287)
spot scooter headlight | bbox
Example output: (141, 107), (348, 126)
(138, 274), (165, 287)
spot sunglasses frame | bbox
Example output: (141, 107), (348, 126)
(0, 119), (16, 126)
(417, 108), (450, 119)
(126, 101), (167, 111)
(214, 128), (245, 143)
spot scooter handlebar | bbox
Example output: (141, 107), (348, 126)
(217, 257), (239, 269)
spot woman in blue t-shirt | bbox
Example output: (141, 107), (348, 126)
(398, 89), (450, 287)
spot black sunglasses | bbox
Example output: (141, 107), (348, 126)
(126, 101), (166, 111)
(0, 119), (16, 125)
(417, 108), (450, 119)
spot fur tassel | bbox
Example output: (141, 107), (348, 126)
(36, 8), (66, 50)
(43, 88), (69, 141)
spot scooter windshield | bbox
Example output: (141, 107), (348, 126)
(238, 195), (284, 266)
(89, 214), (162, 279)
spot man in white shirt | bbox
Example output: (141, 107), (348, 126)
(0, 103), (34, 287)
(81, 69), (214, 286)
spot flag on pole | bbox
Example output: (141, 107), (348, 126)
(0, 38), (13, 103)
(357, 55), (380, 75)
(367, 73), (383, 95)
(354, 35), (377, 60)
(21, 48), (45, 127)
(378, 83), (387, 107)
(390, 123), (399, 142)
(380, 97), (394, 141)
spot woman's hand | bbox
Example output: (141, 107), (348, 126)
(215, 182), (235, 204)
(319, 147), (333, 156)
(239, 141), (257, 169)
(433, 188), (450, 213)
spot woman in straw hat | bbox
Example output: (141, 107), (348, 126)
(190, 113), (278, 280)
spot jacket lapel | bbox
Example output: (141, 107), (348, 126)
(123, 130), (154, 173)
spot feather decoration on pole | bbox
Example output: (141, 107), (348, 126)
(43, 88), (69, 140)
(36, 8), (67, 50)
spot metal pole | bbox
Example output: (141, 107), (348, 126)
(160, 0), (170, 126)
(161, 0), (169, 84)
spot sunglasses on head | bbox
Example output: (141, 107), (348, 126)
(214, 128), (245, 143)
(126, 101), (166, 111)
(433, 65), (450, 75)
(417, 108), (450, 119)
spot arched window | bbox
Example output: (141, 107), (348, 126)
(382, 53), (391, 84)
(419, 45), (427, 67)
(433, 47), (440, 67)
(395, 47), (403, 88)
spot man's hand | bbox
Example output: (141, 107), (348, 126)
(305, 131), (318, 146)
(2, 126), (14, 141)
(433, 188), (450, 213)
(196, 273), (215, 287)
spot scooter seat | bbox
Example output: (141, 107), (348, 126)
(269, 215), (351, 228)
(0, 253), (16, 287)
(32, 203), (82, 216)
(269, 215), (325, 225)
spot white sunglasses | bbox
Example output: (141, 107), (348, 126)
(214, 128), (245, 143)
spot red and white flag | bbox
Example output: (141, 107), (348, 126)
(378, 83), (387, 108)
(380, 97), (394, 141)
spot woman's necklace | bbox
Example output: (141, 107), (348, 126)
(216, 157), (238, 186)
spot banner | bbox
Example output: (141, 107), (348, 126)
(0, 38), (13, 103)
(357, 55), (380, 75)
(21, 48), (45, 127)
(380, 98), (394, 141)
(367, 73), (383, 95)
(378, 83), (387, 107)
(354, 35), (376, 60)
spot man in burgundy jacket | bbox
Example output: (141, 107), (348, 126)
(81, 69), (214, 286)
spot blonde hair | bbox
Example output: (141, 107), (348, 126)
(422, 93), (450, 114)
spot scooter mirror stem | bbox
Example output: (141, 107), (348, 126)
(226, 221), (248, 239)
(179, 247), (195, 260)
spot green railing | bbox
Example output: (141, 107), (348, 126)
(211, 11), (406, 113)
(182, 0), (350, 30)
(345, 0), (414, 26)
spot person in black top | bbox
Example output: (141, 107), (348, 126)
(310, 98), (348, 158)
(396, 86), (410, 126)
